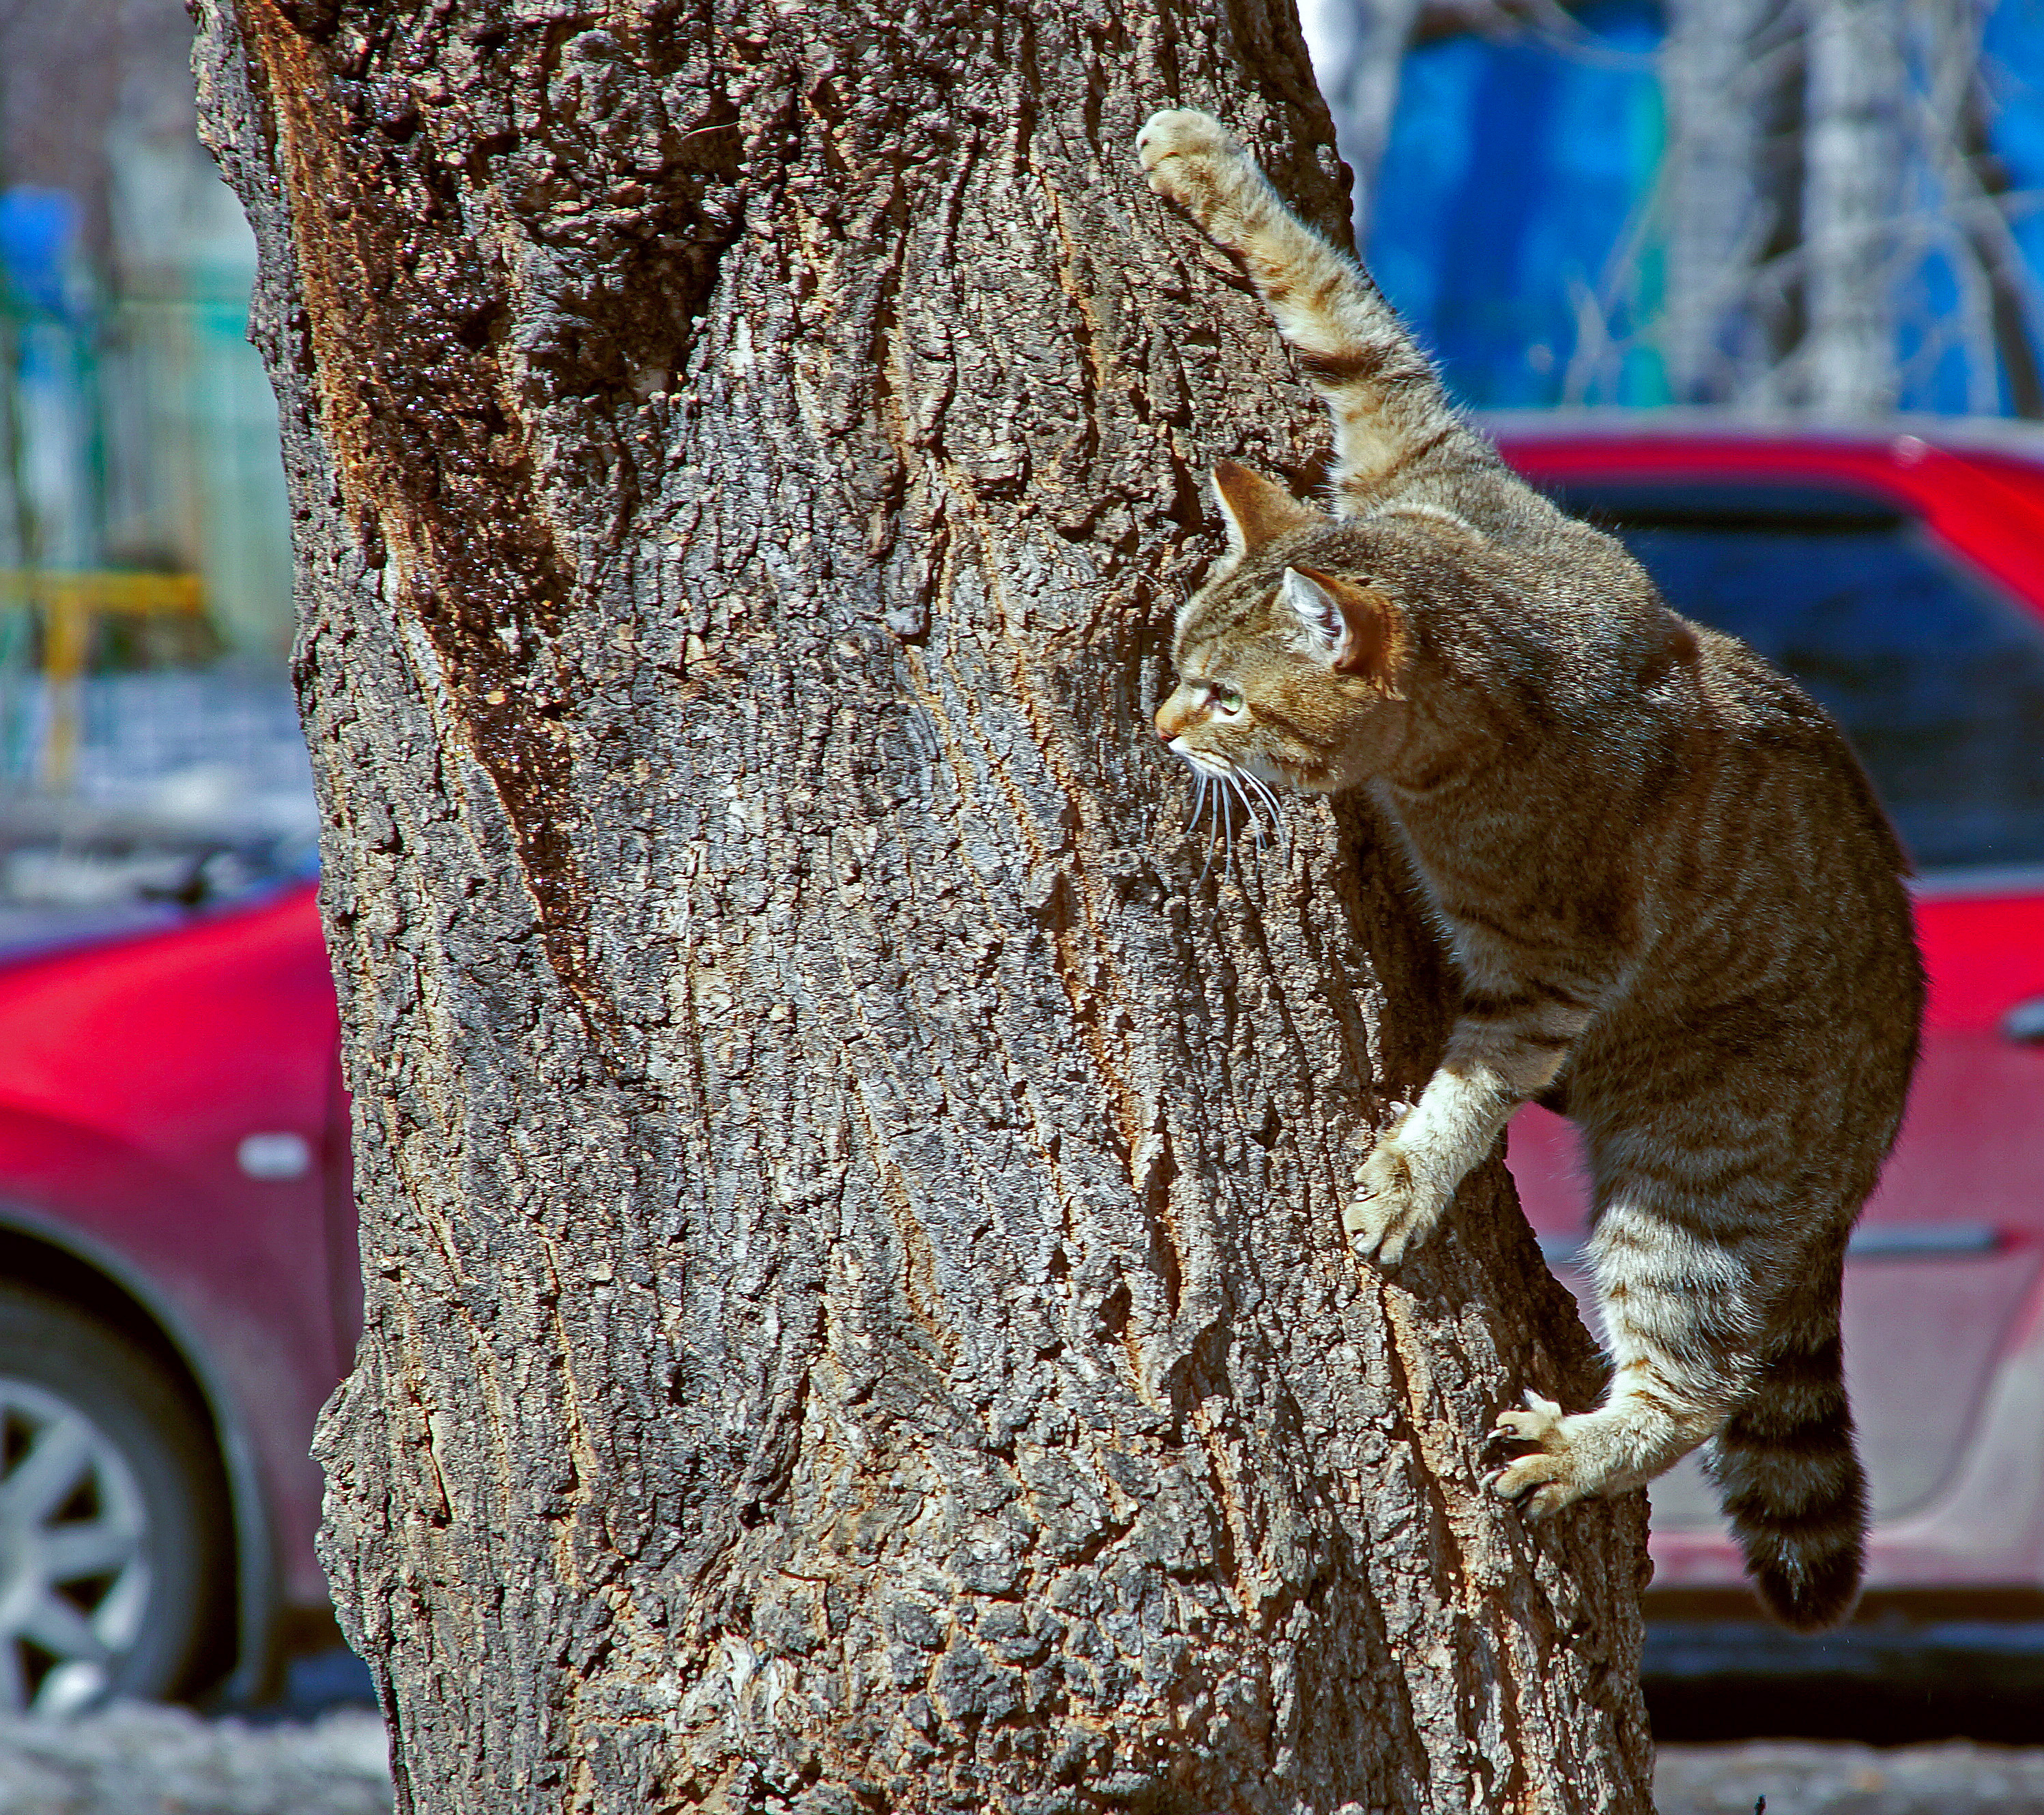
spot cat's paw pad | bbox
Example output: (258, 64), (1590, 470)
(1136, 108), (1245, 209)
(1488, 1391), (1586, 1518)
(1343, 1138), (1452, 1267)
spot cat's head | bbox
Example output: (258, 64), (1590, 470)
(1155, 462), (1409, 796)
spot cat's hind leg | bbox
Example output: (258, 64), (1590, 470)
(1491, 1188), (1761, 1514)
(1136, 109), (1478, 503)
(1493, 1202), (1868, 1627)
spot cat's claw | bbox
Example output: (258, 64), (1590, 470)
(1489, 1390), (1587, 1518)
(1136, 108), (1247, 216)
(1491, 1389), (1565, 1444)
(1343, 1135), (1452, 1267)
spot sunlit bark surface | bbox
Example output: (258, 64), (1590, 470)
(192, 1), (1650, 1807)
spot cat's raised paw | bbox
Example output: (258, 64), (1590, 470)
(1136, 108), (1246, 212)
(1343, 1137), (1452, 1266)
(1489, 1391), (1587, 1518)
(1491, 1389), (1564, 1446)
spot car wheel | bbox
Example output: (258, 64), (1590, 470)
(0, 1285), (230, 1713)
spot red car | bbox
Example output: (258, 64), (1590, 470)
(0, 884), (350, 1711)
(0, 421), (2039, 1711)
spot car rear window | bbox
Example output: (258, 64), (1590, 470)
(1550, 481), (2044, 872)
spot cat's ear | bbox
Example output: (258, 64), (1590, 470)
(1211, 460), (1324, 555)
(1282, 566), (1398, 679)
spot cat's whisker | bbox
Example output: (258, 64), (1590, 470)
(1239, 769), (1290, 848)
(1192, 773), (1220, 890)
(1230, 774), (1266, 851)
(1241, 774), (1275, 849)
(1174, 751), (1280, 888)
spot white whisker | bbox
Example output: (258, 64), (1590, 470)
(1192, 772), (1220, 890)
(1239, 768), (1289, 849)
(1172, 746), (1290, 894)
(1230, 774), (1264, 849)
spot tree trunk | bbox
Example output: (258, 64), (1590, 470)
(1800, 0), (1904, 412)
(1299, 0), (1422, 241)
(1658, 0), (1795, 407)
(191, 2), (1650, 1810)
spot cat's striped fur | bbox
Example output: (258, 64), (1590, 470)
(1138, 109), (1923, 1630)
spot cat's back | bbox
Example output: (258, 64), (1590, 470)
(1610, 616), (1923, 1080)
(1353, 499), (1918, 998)
(1680, 620), (1912, 897)
(1498, 521), (1914, 916)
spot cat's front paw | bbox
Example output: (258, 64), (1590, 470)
(1136, 108), (1248, 218)
(1344, 1131), (1454, 1266)
(1488, 1391), (1588, 1518)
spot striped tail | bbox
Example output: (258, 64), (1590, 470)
(1711, 1321), (1868, 1631)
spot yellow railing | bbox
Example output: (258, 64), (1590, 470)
(0, 570), (208, 784)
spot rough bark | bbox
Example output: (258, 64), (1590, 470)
(190, 2), (1650, 1810)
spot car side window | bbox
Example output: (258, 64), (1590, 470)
(1555, 484), (2044, 872)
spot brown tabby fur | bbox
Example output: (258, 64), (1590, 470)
(1138, 109), (1925, 1630)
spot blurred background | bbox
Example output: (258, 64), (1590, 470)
(1307, 0), (2044, 417)
(0, 1), (2041, 1805)
(0, 0), (313, 946)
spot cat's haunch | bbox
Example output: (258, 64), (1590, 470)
(1138, 108), (1923, 1633)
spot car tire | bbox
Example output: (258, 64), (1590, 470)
(0, 1284), (231, 1712)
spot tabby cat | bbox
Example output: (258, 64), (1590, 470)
(1137, 108), (1925, 1630)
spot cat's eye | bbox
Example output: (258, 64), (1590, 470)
(1211, 684), (1246, 716)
